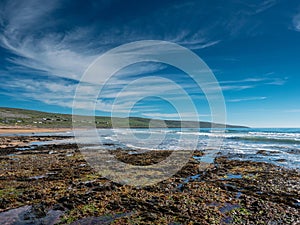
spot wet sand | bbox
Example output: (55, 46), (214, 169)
(0, 135), (299, 224)
(0, 127), (72, 134)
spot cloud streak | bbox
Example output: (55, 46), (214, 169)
(227, 96), (267, 103)
(293, 12), (300, 32)
(0, 0), (221, 84)
(142, 112), (210, 120)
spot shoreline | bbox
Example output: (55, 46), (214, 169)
(0, 127), (72, 134)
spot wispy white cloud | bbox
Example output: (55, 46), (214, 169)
(266, 77), (288, 85)
(227, 96), (267, 103)
(1, 0), (60, 31)
(1, 76), (77, 107)
(293, 12), (300, 31)
(142, 112), (210, 120)
(0, 1), (171, 82)
(254, 0), (277, 14)
(203, 76), (287, 92)
(219, 78), (267, 84)
(2, 70), (286, 115)
(0, 1), (97, 80)
(0, 0), (221, 85)
(221, 85), (255, 91)
(171, 30), (221, 49)
(188, 40), (221, 50)
(1, 74), (200, 115)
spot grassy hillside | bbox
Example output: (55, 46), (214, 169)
(0, 107), (248, 128)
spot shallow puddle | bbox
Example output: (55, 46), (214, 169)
(221, 173), (243, 180)
(0, 205), (64, 225)
(219, 203), (240, 213)
(178, 174), (201, 190)
(193, 150), (219, 164)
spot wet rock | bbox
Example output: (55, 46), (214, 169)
(275, 158), (287, 162)
(256, 150), (268, 155)
(0, 205), (64, 225)
(23, 203), (46, 219)
(52, 203), (65, 211)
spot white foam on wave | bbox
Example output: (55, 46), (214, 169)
(125, 143), (157, 151)
(73, 128), (300, 169)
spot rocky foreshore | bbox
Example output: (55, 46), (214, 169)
(0, 135), (299, 224)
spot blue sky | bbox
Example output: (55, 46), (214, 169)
(0, 0), (300, 127)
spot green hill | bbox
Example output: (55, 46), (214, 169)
(0, 107), (248, 128)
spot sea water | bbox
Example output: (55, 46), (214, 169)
(90, 128), (300, 169)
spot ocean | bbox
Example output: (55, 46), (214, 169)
(87, 128), (300, 170)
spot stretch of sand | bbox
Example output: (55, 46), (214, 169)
(0, 126), (72, 134)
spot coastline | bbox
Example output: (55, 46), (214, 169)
(0, 126), (72, 134)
